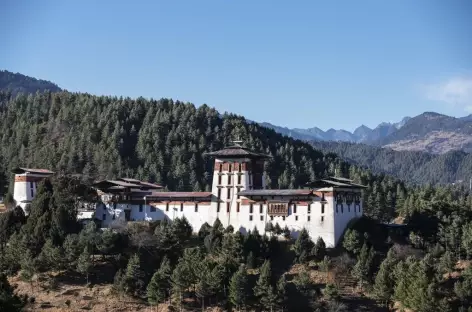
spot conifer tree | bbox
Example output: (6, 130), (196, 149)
(342, 229), (362, 255)
(352, 242), (374, 291)
(124, 253), (145, 296)
(76, 246), (92, 284)
(147, 256), (171, 306)
(293, 228), (314, 264)
(229, 265), (249, 312)
(0, 274), (26, 312)
(312, 237), (327, 261)
(246, 251), (255, 269)
(276, 274), (288, 311)
(254, 260), (277, 310)
(274, 223), (282, 236)
(20, 250), (36, 291)
(171, 259), (192, 308)
(373, 248), (396, 307)
(283, 226), (291, 240)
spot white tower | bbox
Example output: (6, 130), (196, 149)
(205, 141), (271, 227)
(12, 167), (54, 213)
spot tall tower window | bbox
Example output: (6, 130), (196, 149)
(228, 163), (232, 172)
(293, 204), (297, 214)
(249, 204), (253, 214)
(180, 203), (184, 212)
(227, 202), (230, 213)
(321, 204), (325, 214)
(218, 163), (222, 172)
(217, 188), (221, 200)
(237, 203), (240, 213)
(227, 188), (231, 199)
(238, 163), (242, 172)
(218, 174), (222, 185)
(139, 204), (143, 212)
(195, 203), (198, 212)
(308, 204), (311, 214)
(166, 203), (169, 211)
(260, 204), (263, 214)
(237, 187), (241, 199)
(237, 174), (241, 185)
(228, 174), (232, 185)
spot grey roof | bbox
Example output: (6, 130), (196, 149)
(204, 143), (271, 159)
(306, 178), (367, 189)
(93, 178), (163, 190)
(238, 189), (315, 196)
(147, 192), (213, 199)
(12, 167), (54, 175)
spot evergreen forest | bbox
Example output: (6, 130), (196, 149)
(1, 89), (472, 310)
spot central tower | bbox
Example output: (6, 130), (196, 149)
(205, 142), (271, 227)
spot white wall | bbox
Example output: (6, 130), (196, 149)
(13, 173), (49, 212)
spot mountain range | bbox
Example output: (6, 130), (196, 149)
(260, 116), (412, 144)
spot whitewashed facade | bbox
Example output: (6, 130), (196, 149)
(12, 167), (54, 212)
(93, 144), (365, 247)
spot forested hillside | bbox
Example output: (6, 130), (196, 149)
(0, 90), (426, 222)
(311, 141), (472, 186)
(0, 70), (61, 96)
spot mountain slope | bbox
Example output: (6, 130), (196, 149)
(379, 112), (472, 153)
(310, 140), (472, 185)
(0, 70), (61, 96)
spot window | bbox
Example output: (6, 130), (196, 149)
(228, 174), (232, 185)
(195, 203), (198, 212)
(238, 163), (242, 173)
(227, 188), (231, 199)
(321, 204), (325, 214)
(227, 203), (230, 213)
(229, 164), (232, 172)
(139, 204), (143, 212)
(358, 205), (361, 212)
(30, 182), (34, 188)
(103, 213), (106, 220)
(308, 216), (311, 221)
(321, 216), (324, 222)
(30, 188), (34, 197)
(217, 201), (220, 213)
(180, 203), (184, 212)
(237, 202), (240, 213)
(114, 203), (117, 209)
(150, 206), (156, 212)
(237, 187), (241, 199)
(249, 215), (253, 221)
(237, 174), (241, 185)
(260, 204), (263, 214)
(293, 204), (297, 214)
(308, 204), (311, 214)
(217, 188), (221, 200)
(260, 215), (264, 221)
(218, 175), (222, 185)
(282, 216), (285, 221)
(270, 216), (274, 221)
(295, 216), (298, 221)
(249, 204), (253, 214)
(166, 203), (169, 212)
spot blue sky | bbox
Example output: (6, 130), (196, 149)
(1, 0), (471, 131)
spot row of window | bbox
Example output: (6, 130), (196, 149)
(336, 204), (361, 213)
(217, 162), (244, 173)
(217, 174), (244, 185)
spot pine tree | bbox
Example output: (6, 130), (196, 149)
(171, 259), (192, 309)
(276, 274), (288, 311)
(274, 223), (282, 236)
(254, 260), (277, 310)
(373, 249), (396, 307)
(283, 226), (291, 240)
(246, 251), (255, 269)
(76, 246), (92, 284)
(312, 237), (327, 261)
(352, 243), (374, 291)
(124, 253), (145, 296)
(229, 265), (249, 312)
(20, 250), (36, 291)
(147, 256), (171, 305)
(293, 228), (314, 264)
(342, 229), (362, 255)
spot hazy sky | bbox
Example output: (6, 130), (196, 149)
(1, 0), (471, 131)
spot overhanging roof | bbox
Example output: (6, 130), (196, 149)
(204, 143), (271, 159)
(306, 178), (367, 189)
(12, 167), (54, 175)
(238, 189), (316, 197)
(146, 192), (212, 199)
